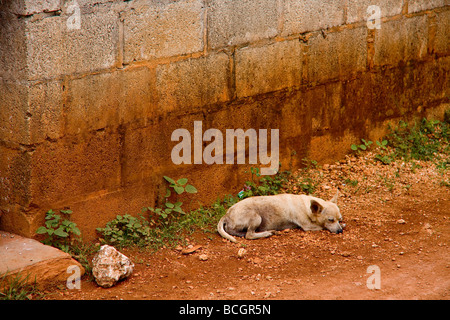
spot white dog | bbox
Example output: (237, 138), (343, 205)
(218, 191), (342, 243)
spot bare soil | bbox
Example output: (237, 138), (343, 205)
(47, 154), (449, 300)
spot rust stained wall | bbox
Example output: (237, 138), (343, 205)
(0, 0), (449, 240)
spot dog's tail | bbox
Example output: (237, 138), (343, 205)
(217, 216), (237, 243)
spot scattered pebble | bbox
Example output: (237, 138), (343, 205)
(237, 248), (247, 259)
(182, 245), (202, 255)
(198, 254), (209, 261)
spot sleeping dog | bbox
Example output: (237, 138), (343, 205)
(218, 191), (342, 243)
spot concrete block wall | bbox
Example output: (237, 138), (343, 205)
(0, 0), (449, 239)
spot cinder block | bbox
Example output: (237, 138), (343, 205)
(304, 82), (343, 136)
(0, 80), (29, 145)
(368, 63), (437, 120)
(374, 16), (428, 66)
(408, 0), (445, 13)
(65, 67), (156, 135)
(306, 27), (367, 84)
(207, 0), (278, 49)
(156, 53), (230, 113)
(403, 57), (450, 109)
(25, 6), (119, 80)
(282, 0), (345, 36)
(123, 0), (204, 63)
(0, 10), (28, 81)
(278, 90), (311, 140)
(346, 0), (403, 24)
(12, 0), (61, 16)
(0, 145), (32, 209)
(30, 131), (122, 204)
(434, 10), (450, 55)
(0, 79), (63, 145)
(309, 132), (358, 165)
(341, 73), (375, 123)
(235, 40), (302, 98)
(67, 182), (158, 241)
(121, 113), (202, 186)
(28, 80), (64, 143)
(204, 95), (282, 133)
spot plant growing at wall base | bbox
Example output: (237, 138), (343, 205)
(239, 165), (291, 199)
(143, 176), (198, 225)
(385, 118), (449, 162)
(36, 209), (81, 252)
(351, 139), (373, 153)
(374, 140), (392, 164)
(96, 214), (152, 248)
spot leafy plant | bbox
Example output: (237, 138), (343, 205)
(351, 139), (373, 153)
(36, 209), (81, 252)
(163, 176), (198, 196)
(374, 140), (392, 164)
(384, 118), (449, 163)
(143, 176), (198, 225)
(376, 139), (388, 150)
(96, 214), (152, 248)
(239, 166), (291, 199)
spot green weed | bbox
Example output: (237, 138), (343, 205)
(143, 176), (198, 225)
(0, 272), (42, 300)
(384, 118), (449, 163)
(351, 139), (373, 153)
(96, 214), (152, 248)
(36, 209), (81, 253)
(239, 166), (291, 199)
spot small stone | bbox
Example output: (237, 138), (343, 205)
(237, 248), (247, 259)
(182, 245), (202, 255)
(198, 254), (208, 261)
(397, 219), (406, 224)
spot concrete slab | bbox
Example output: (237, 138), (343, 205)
(0, 231), (84, 288)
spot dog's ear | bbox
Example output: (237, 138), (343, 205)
(330, 190), (339, 204)
(310, 200), (323, 215)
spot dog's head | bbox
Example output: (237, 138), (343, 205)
(310, 191), (343, 234)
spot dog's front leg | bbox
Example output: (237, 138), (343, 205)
(245, 230), (275, 240)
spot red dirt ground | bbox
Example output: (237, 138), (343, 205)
(46, 155), (449, 300)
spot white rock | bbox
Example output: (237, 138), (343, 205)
(198, 254), (208, 261)
(237, 248), (247, 259)
(92, 245), (134, 288)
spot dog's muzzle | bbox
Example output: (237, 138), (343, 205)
(328, 223), (343, 234)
